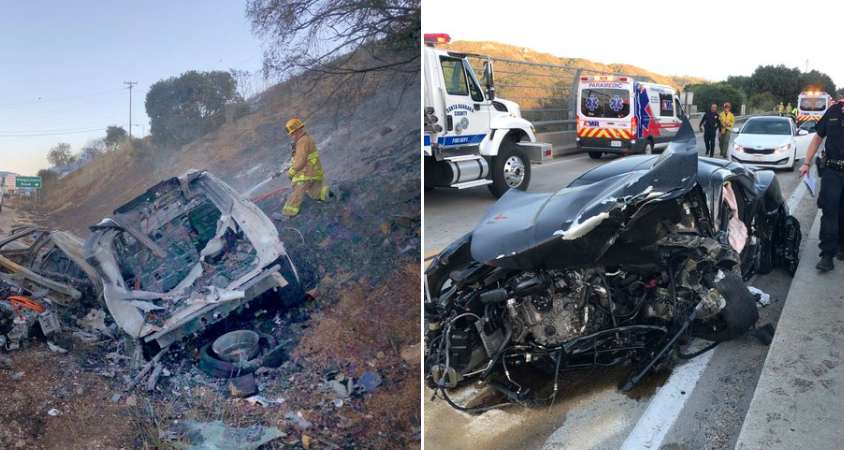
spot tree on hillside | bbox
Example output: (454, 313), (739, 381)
(80, 138), (107, 162)
(750, 92), (780, 112)
(685, 83), (746, 114)
(798, 70), (836, 96)
(105, 126), (127, 151)
(145, 70), (244, 146)
(246, 0), (420, 78)
(750, 65), (801, 104)
(47, 142), (76, 169)
(725, 75), (752, 97)
(36, 169), (59, 190)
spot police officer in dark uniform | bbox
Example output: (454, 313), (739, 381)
(699, 104), (721, 157)
(800, 100), (844, 271)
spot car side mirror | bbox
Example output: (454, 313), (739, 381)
(482, 61), (495, 101)
(797, 129), (809, 136)
(732, 127), (740, 133)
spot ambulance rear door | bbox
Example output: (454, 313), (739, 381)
(578, 77), (635, 148)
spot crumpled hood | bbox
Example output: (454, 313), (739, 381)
(471, 117), (699, 270)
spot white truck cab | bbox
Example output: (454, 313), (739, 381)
(423, 33), (550, 198)
(576, 76), (682, 159)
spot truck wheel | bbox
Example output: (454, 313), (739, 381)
(588, 151), (602, 160)
(488, 141), (531, 198)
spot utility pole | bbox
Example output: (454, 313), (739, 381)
(124, 81), (138, 147)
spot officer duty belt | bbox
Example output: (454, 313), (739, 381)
(825, 158), (844, 171)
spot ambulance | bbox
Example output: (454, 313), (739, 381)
(796, 91), (831, 123)
(423, 33), (550, 198)
(576, 76), (683, 159)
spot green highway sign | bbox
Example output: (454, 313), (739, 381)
(16, 176), (42, 189)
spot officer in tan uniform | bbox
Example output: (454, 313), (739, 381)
(273, 118), (333, 220)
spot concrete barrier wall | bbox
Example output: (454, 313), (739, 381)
(536, 131), (578, 157)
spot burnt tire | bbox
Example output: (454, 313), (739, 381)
(694, 272), (759, 342)
(588, 151), (602, 159)
(488, 141), (531, 198)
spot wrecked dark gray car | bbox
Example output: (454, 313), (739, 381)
(425, 118), (800, 410)
(84, 170), (304, 349)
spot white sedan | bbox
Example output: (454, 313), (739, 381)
(728, 116), (813, 171)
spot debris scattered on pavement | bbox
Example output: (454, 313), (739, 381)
(748, 286), (771, 306)
(10, 371), (25, 380)
(47, 408), (61, 416)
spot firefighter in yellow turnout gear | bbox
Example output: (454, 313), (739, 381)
(275, 119), (333, 220)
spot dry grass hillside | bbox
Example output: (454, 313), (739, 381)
(449, 40), (707, 89)
(444, 40), (707, 114)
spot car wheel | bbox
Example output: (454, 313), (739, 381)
(643, 141), (653, 155)
(488, 141), (531, 198)
(588, 151), (602, 160)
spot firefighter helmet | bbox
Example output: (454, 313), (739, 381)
(285, 118), (305, 134)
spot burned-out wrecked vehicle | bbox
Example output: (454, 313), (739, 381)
(0, 227), (102, 349)
(83, 170), (304, 350)
(424, 118), (801, 409)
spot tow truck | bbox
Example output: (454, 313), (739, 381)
(423, 33), (551, 198)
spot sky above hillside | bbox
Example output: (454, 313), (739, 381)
(424, 0), (843, 89)
(0, 1), (266, 175)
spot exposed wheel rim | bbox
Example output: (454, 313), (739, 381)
(503, 156), (525, 188)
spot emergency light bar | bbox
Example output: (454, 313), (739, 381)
(801, 91), (828, 96)
(424, 33), (451, 45)
(581, 76), (629, 82)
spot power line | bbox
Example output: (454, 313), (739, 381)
(0, 88), (124, 106)
(0, 126), (108, 137)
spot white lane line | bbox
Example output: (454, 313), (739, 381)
(618, 348), (715, 450)
(786, 179), (807, 214)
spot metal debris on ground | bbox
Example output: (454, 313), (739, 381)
(228, 374), (258, 398)
(748, 286), (771, 306)
(168, 419), (286, 450)
(47, 342), (68, 354)
(356, 371), (382, 392)
(244, 395), (284, 407)
(284, 411), (312, 430)
(9, 371), (25, 380)
(47, 408), (61, 416)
